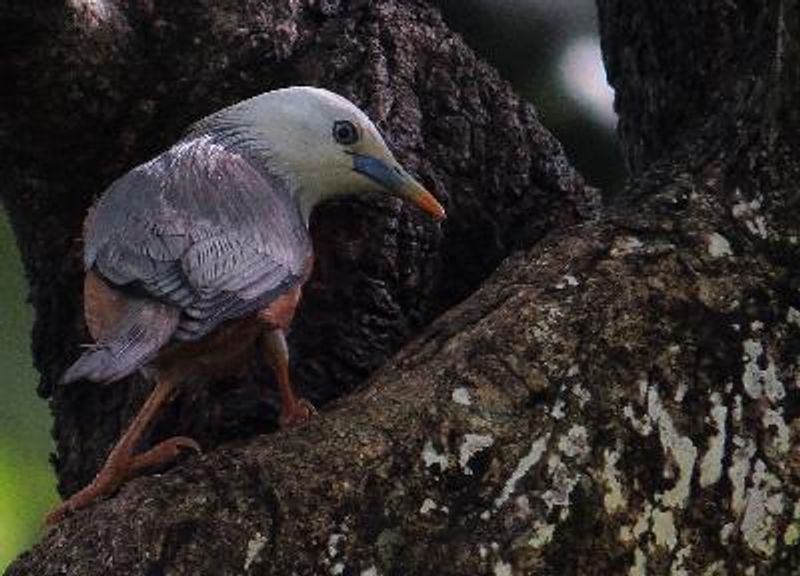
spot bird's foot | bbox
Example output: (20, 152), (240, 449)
(279, 397), (316, 428)
(129, 436), (201, 473)
(44, 435), (201, 526)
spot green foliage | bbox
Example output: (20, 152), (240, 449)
(438, 0), (625, 193)
(0, 210), (57, 571)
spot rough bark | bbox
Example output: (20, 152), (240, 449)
(6, 0), (800, 575)
(0, 0), (591, 496)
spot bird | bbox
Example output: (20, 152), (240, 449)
(46, 86), (445, 524)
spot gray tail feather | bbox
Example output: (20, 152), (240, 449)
(62, 299), (181, 385)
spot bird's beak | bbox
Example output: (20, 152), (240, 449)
(352, 154), (446, 220)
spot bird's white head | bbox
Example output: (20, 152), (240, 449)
(196, 86), (445, 224)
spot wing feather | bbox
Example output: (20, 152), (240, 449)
(85, 136), (312, 342)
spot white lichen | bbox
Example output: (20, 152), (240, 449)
(602, 446), (627, 513)
(619, 502), (652, 544)
(740, 459), (784, 556)
(556, 274), (580, 289)
(732, 394), (743, 422)
(514, 494), (532, 517)
(700, 393), (728, 487)
(783, 501), (800, 546)
(557, 425), (589, 460)
(732, 198), (768, 239)
(528, 521), (556, 549)
(622, 502), (677, 555)
(459, 434), (495, 476)
(541, 454), (580, 514)
(422, 440), (450, 471)
(652, 508), (678, 550)
(244, 532), (268, 571)
(787, 307), (800, 328)
(551, 398), (566, 420)
(629, 547), (647, 576)
(742, 340), (785, 402)
(633, 503), (653, 539)
(762, 408), (790, 454)
(702, 560), (727, 576)
(493, 560), (513, 576)
(612, 236), (644, 257)
(623, 404), (653, 436)
(361, 567), (379, 576)
(674, 381), (688, 403)
(671, 545), (693, 576)
(68, 0), (119, 29)
(785, 523), (800, 546)
(707, 232), (733, 258)
(639, 378), (649, 399)
(729, 436), (756, 515)
(420, 498), (437, 515)
(648, 386), (698, 508)
(720, 522), (735, 545)
(748, 216), (768, 239)
(571, 382), (591, 407)
(328, 534), (345, 559)
(451, 387), (472, 406)
(494, 435), (549, 508)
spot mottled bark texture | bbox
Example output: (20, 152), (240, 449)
(5, 0), (800, 575)
(0, 0), (591, 497)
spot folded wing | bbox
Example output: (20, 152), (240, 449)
(84, 135), (311, 344)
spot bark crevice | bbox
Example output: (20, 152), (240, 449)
(4, 0), (800, 574)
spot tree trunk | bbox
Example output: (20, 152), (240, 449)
(0, 0), (592, 497)
(5, 0), (800, 575)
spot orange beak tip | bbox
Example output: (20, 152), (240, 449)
(414, 190), (447, 221)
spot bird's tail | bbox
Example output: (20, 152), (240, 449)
(62, 299), (180, 384)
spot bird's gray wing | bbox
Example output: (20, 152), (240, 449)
(85, 136), (312, 341)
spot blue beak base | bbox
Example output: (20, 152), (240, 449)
(352, 154), (446, 220)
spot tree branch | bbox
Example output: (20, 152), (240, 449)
(6, 0), (800, 574)
(0, 0), (592, 496)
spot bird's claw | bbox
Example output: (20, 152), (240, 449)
(43, 435), (202, 526)
(279, 397), (316, 428)
(129, 435), (202, 474)
(44, 501), (72, 527)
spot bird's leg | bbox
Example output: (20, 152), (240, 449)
(45, 374), (200, 525)
(262, 329), (315, 428)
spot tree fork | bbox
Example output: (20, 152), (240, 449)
(5, 0), (800, 574)
(0, 0), (591, 497)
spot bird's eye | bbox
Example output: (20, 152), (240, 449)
(332, 120), (360, 145)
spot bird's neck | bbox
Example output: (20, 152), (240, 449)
(212, 135), (316, 228)
(292, 187), (331, 227)
(201, 129), (337, 228)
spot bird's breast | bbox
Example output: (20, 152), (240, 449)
(84, 270), (132, 342)
(155, 315), (265, 380)
(154, 282), (307, 382)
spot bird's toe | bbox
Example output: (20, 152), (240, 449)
(279, 398), (316, 429)
(44, 502), (72, 526)
(130, 435), (202, 473)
